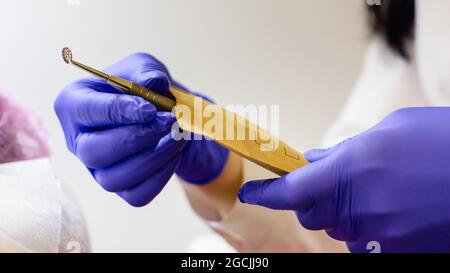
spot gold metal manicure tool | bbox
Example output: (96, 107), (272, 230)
(62, 47), (309, 176)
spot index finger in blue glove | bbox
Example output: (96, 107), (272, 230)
(55, 86), (157, 128)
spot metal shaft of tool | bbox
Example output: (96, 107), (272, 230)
(70, 60), (176, 111)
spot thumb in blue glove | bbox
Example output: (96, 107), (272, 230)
(238, 107), (450, 253)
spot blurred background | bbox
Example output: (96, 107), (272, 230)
(0, 0), (368, 252)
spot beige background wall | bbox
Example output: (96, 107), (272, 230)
(0, 0), (368, 252)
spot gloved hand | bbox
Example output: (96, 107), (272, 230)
(55, 53), (229, 207)
(239, 107), (450, 252)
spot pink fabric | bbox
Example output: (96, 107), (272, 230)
(0, 92), (50, 163)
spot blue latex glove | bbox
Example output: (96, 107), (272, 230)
(55, 53), (229, 207)
(239, 107), (450, 252)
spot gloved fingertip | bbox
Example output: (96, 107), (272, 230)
(157, 111), (177, 121)
(346, 241), (370, 253)
(304, 148), (330, 162)
(113, 96), (157, 124)
(137, 99), (157, 121)
(153, 112), (177, 132)
(238, 180), (267, 205)
(118, 193), (149, 208)
(237, 190), (246, 204)
(138, 70), (170, 94)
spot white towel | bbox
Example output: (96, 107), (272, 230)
(0, 158), (90, 252)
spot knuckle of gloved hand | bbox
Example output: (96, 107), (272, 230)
(142, 53), (170, 76)
(127, 52), (167, 71)
(94, 172), (125, 193)
(106, 94), (123, 122)
(78, 151), (104, 170)
(388, 107), (414, 119)
(75, 141), (109, 170)
(55, 80), (96, 121)
(327, 217), (359, 242)
(381, 107), (418, 128)
(122, 193), (151, 208)
(54, 86), (74, 118)
(326, 229), (344, 241)
(108, 94), (147, 123)
(337, 135), (380, 175)
(122, 126), (163, 149)
(128, 52), (157, 63)
(346, 241), (368, 253)
(135, 71), (170, 92)
(281, 190), (302, 211)
(295, 210), (322, 231)
(355, 131), (399, 175)
(53, 93), (66, 118)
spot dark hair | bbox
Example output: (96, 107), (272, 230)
(367, 0), (415, 59)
